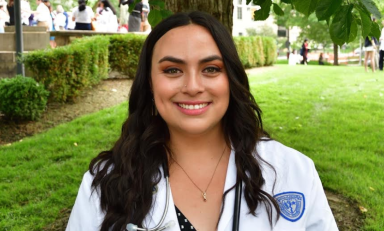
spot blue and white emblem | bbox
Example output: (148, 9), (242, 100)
(274, 191), (305, 222)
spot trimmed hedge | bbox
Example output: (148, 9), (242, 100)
(233, 36), (276, 68)
(109, 34), (147, 78)
(0, 76), (49, 120)
(23, 36), (109, 103)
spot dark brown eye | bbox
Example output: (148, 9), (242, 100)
(164, 68), (182, 74)
(203, 67), (221, 73)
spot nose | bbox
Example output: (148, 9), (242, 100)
(181, 70), (204, 95)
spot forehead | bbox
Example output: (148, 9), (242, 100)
(152, 24), (222, 60)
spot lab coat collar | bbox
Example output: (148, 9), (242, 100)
(217, 148), (236, 231)
(144, 149), (237, 231)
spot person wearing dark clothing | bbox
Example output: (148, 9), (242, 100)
(318, 53), (324, 65)
(300, 39), (309, 65)
(128, 0), (142, 32)
(379, 20), (384, 71)
(6, 0), (14, 26)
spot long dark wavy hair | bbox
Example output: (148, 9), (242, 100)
(89, 11), (280, 231)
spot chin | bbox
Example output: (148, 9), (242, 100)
(174, 122), (222, 136)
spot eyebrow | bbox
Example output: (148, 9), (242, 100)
(158, 55), (223, 65)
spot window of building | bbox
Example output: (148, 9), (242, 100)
(237, 7), (242, 20)
(277, 26), (287, 37)
(238, 0), (242, 5)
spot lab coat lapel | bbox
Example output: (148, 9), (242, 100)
(217, 149), (237, 231)
(143, 168), (179, 231)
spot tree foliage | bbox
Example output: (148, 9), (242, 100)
(249, 0), (383, 45)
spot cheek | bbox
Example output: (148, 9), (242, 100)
(151, 75), (175, 109)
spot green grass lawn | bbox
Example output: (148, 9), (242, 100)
(0, 65), (383, 230)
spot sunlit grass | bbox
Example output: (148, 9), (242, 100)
(0, 103), (128, 230)
(249, 65), (384, 230)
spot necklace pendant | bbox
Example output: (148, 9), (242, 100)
(202, 192), (207, 202)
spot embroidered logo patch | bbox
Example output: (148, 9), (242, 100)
(274, 191), (305, 222)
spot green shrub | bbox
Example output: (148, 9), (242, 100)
(233, 36), (276, 68)
(262, 36), (277, 66)
(0, 76), (49, 121)
(23, 36), (109, 103)
(108, 34), (146, 79)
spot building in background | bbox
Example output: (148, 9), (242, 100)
(232, 0), (300, 45)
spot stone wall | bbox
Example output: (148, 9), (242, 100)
(0, 26), (49, 78)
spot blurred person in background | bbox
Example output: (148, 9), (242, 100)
(300, 39), (309, 65)
(379, 20), (384, 71)
(141, 0), (150, 32)
(54, 5), (66, 30)
(31, 0), (50, 31)
(72, 0), (94, 30)
(364, 18), (378, 72)
(0, 0), (9, 33)
(95, 0), (117, 32)
(128, 0), (142, 32)
(118, 0), (132, 31)
(5, 0), (13, 25)
(44, 0), (56, 48)
(21, 0), (31, 25)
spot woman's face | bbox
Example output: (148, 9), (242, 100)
(151, 24), (230, 136)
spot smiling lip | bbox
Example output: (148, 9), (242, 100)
(175, 101), (211, 115)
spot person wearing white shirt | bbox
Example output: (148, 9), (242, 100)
(379, 20), (384, 71)
(54, 5), (66, 30)
(72, 0), (94, 30)
(20, 0), (31, 25)
(95, 0), (117, 32)
(0, 0), (9, 33)
(288, 49), (301, 66)
(32, 0), (50, 30)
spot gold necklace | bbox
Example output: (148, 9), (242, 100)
(171, 146), (226, 202)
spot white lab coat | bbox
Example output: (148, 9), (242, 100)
(66, 140), (338, 231)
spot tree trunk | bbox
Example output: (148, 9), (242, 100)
(165, 0), (234, 34)
(333, 43), (338, 66)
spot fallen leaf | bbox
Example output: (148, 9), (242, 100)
(369, 187), (375, 191)
(111, 89), (117, 92)
(74, 142), (78, 146)
(295, 117), (300, 120)
(19, 139), (23, 142)
(359, 206), (368, 213)
(5, 143), (12, 146)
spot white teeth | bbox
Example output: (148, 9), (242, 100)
(178, 103), (208, 110)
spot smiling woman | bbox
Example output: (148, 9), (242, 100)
(151, 24), (229, 136)
(66, 11), (338, 231)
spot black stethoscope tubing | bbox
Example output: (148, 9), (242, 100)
(232, 180), (242, 231)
